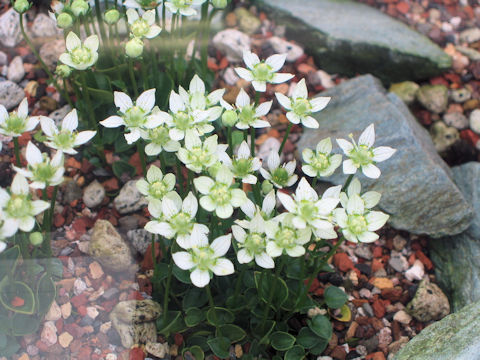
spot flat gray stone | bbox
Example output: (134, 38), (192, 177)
(31, 13), (61, 38)
(429, 162), (480, 311)
(297, 75), (473, 238)
(394, 300), (480, 360)
(113, 180), (148, 214)
(257, 0), (451, 83)
(0, 9), (23, 48)
(7, 56), (25, 83)
(0, 80), (25, 110)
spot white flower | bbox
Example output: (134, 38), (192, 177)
(177, 132), (222, 173)
(59, 32), (99, 70)
(232, 212), (274, 269)
(194, 166), (247, 219)
(0, 212), (18, 245)
(221, 141), (261, 184)
(302, 138), (342, 178)
(40, 109), (96, 154)
(235, 51), (294, 92)
(142, 125), (181, 156)
(0, 174), (50, 233)
(275, 79), (330, 129)
(334, 192), (389, 243)
(145, 192), (209, 249)
(339, 178), (381, 211)
(277, 178), (338, 239)
(336, 124), (396, 179)
(13, 142), (64, 189)
(178, 75), (225, 116)
(238, 189), (276, 223)
(123, 0), (161, 10)
(220, 88), (271, 130)
(163, 90), (214, 141)
(136, 165), (176, 201)
(260, 150), (297, 189)
(265, 213), (312, 258)
(0, 98), (38, 137)
(100, 89), (163, 144)
(172, 233), (234, 288)
(126, 9), (161, 39)
(165, 0), (206, 17)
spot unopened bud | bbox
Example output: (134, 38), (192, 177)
(13, 0), (31, 14)
(104, 9), (120, 24)
(29, 232), (43, 246)
(125, 37), (144, 58)
(57, 12), (73, 29)
(211, 0), (227, 8)
(71, 0), (89, 16)
(221, 109), (237, 127)
(56, 64), (72, 78)
(262, 180), (273, 194)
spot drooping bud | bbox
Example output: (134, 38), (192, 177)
(104, 9), (120, 24)
(125, 37), (144, 58)
(29, 232), (43, 246)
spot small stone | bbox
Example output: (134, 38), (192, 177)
(17, 354), (29, 360)
(100, 321), (112, 334)
(406, 277), (450, 322)
(62, 180), (82, 204)
(39, 96), (57, 112)
(45, 301), (62, 321)
(225, 12), (237, 27)
(61, 302), (71, 319)
(39, 39), (66, 69)
(333, 253), (354, 272)
(234, 7), (261, 35)
(24, 81), (38, 97)
(58, 332), (73, 348)
(73, 278), (87, 295)
(388, 336), (409, 355)
(450, 88), (471, 103)
(114, 180), (148, 214)
(389, 81), (419, 105)
(0, 51), (7, 66)
(212, 29), (251, 62)
(0, 80), (25, 110)
(430, 121), (459, 152)
(83, 180), (105, 208)
(405, 260), (425, 282)
(372, 277), (394, 290)
(378, 327), (392, 346)
(362, 302), (374, 317)
(7, 56), (24, 83)
(354, 245), (373, 260)
(392, 235), (407, 251)
(388, 251), (409, 272)
(359, 288), (372, 299)
(469, 109), (480, 134)
(86, 306), (99, 319)
(89, 261), (104, 279)
(41, 321), (57, 346)
(268, 36), (304, 62)
(223, 67), (240, 86)
(49, 105), (72, 126)
(105, 354), (117, 360)
(0, 9), (23, 48)
(463, 99), (479, 111)
(145, 342), (169, 358)
(460, 27), (480, 43)
(444, 112), (469, 130)
(417, 85), (448, 113)
(31, 13), (61, 38)
(456, 46), (480, 61)
(235, 344), (243, 358)
(393, 310), (412, 324)
(127, 229), (154, 255)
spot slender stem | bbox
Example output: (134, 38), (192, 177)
(176, 157), (185, 196)
(141, 62), (149, 90)
(227, 126), (233, 157)
(312, 177), (318, 188)
(49, 185), (58, 228)
(260, 258), (284, 331)
(162, 257), (173, 322)
(94, 0), (108, 45)
(278, 122), (292, 155)
(200, 2), (210, 69)
(341, 174), (354, 192)
(128, 59), (138, 97)
(250, 126), (255, 156)
(136, 141), (147, 177)
(19, 15), (72, 107)
(12, 137), (21, 167)
(80, 71), (98, 131)
(159, 151), (166, 173)
(162, 0), (166, 28)
(206, 284), (221, 336)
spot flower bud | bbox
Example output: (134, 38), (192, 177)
(221, 109), (237, 127)
(57, 12), (73, 29)
(211, 0), (227, 8)
(56, 64), (72, 78)
(104, 9), (120, 25)
(262, 180), (273, 194)
(71, 0), (89, 17)
(29, 232), (43, 246)
(125, 37), (144, 58)
(13, 0), (31, 14)
(208, 162), (222, 178)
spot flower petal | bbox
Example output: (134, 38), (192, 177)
(211, 258), (234, 276)
(265, 53), (287, 72)
(136, 89), (156, 113)
(361, 163), (381, 179)
(190, 268), (210, 287)
(210, 234), (231, 257)
(100, 115), (124, 128)
(172, 251), (194, 270)
(372, 146), (396, 162)
(358, 124), (375, 147)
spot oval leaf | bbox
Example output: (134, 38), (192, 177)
(0, 278), (35, 314)
(307, 315), (332, 341)
(270, 331), (296, 351)
(206, 307), (234, 326)
(324, 286), (348, 309)
(207, 336), (230, 358)
(284, 345), (305, 360)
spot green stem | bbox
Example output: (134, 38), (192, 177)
(19, 15), (72, 107)
(94, 0), (108, 45)
(159, 151), (166, 173)
(250, 126), (255, 156)
(128, 59), (138, 97)
(162, 257), (173, 322)
(136, 141), (147, 177)
(176, 157), (185, 196)
(341, 174), (354, 192)
(227, 126), (233, 157)
(200, 2), (210, 69)
(260, 259), (285, 331)
(49, 185), (58, 229)
(278, 122), (292, 155)
(13, 137), (21, 167)
(312, 177), (318, 188)
(80, 71), (98, 131)
(206, 284), (221, 336)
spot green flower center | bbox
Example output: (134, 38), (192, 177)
(173, 0), (193, 9)
(311, 153), (329, 171)
(173, 112), (192, 131)
(53, 130), (75, 149)
(350, 145), (373, 167)
(210, 183), (231, 205)
(150, 181), (168, 199)
(242, 232), (266, 255)
(232, 158), (253, 177)
(170, 212), (192, 235)
(71, 46), (93, 65)
(238, 105), (255, 126)
(252, 63), (274, 82)
(347, 214), (368, 235)
(191, 246), (215, 271)
(298, 201), (316, 222)
(124, 106), (146, 128)
(4, 114), (26, 135)
(190, 147), (213, 167)
(276, 227), (296, 248)
(33, 162), (56, 183)
(271, 167), (289, 186)
(7, 195), (31, 218)
(149, 127), (170, 145)
(131, 19), (150, 37)
(292, 98), (311, 116)
(138, 0), (158, 9)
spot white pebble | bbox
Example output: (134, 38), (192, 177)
(405, 260), (425, 281)
(470, 109), (480, 134)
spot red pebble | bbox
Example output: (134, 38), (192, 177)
(396, 1), (409, 14)
(460, 129), (480, 147)
(333, 253), (354, 272)
(366, 352), (386, 360)
(430, 76), (449, 87)
(174, 333), (184, 346)
(373, 246), (383, 258)
(71, 293), (88, 308)
(372, 299), (386, 318)
(129, 347), (146, 360)
(415, 250), (433, 270)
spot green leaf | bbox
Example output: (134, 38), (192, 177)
(207, 336), (230, 358)
(225, 294), (247, 311)
(186, 335), (210, 351)
(36, 273), (56, 315)
(173, 264), (192, 284)
(254, 272), (289, 310)
(102, 128), (120, 145)
(114, 135), (133, 153)
(0, 337), (19, 357)
(0, 314), (12, 334)
(0, 333), (6, 348)
(112, 160), (136, 178)
(324, 286), (348, 309)
(185, 308), (206, 327)
(256, 320), (276, 345)
(0, 278), (36, 314)
(33, 130), (47, 143)
(111, 79), (128, 91)
(183, 288), (207, 309)
(152, 263), (169, 284)
(156, 311), (185, 336)
(284, 345), (305, 360)
(270, 331), (296, 351)
(285, 258), (304, 280)
(296, 327), (321, 349)
(307, 315), (332, 341)
(183, 345), (204, 360)
(0, 245), (20, 279)
(232, 130), (245, 148)
(206, 307), (234, 326)
(217, 324), (246, 343)
(12, 313), (40, 336)
(309, 338), (329, 355)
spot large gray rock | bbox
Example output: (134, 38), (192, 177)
(429, 162), (480, 311)
(0, 81), (25, 110)
(113, 180), (147, 214)
(297, 75), (473, 238)
(0, 9), (23, 48)
(394, 300), (480, 360)
(257, 0), (451, 83)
